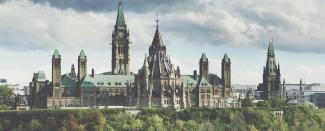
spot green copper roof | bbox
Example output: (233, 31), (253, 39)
(223, 53), (230, 63)
(115, 1), (126, 29)
(53, 49), (60, 58)
(79, 50), (86, 59)
(61, 74), (77, 88)
(81, 74), (134, 88)
(181, 75), (211, 87)
(36, 71), (47, 81)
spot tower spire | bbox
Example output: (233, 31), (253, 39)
(155, 11), (159, 28)
(116, 0), (126, 28)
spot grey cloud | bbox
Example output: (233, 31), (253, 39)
(30, 0), (184, 13)
(1, 0), (325, 54)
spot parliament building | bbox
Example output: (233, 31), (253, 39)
(29, 2), (238, 109)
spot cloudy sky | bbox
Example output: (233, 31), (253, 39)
(0, 0), (325, 86)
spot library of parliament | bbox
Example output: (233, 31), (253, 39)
(28, 2), (238, 109)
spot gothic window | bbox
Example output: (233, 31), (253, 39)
(201, 94), (205, 99)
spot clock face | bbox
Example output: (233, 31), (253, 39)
(118, 32), (124, 38)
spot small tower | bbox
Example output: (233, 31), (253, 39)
(176, 66), (181, 78)
(222, 53), (231, 97)
(262, 41), (281, 100)
(112, 1), (130, 75)
(52, 49), (62, 97)
(78, 50), (87, 82)
(143, 54), (149, 89)
(299, 78), (304, 103)
(199, 53), (209, 80)
(299, 78), (303, 91)
(282, 79), (286, 100)
(68, 64), (77, 80)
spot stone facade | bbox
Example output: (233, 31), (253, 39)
(29, 71), (49, 108)
(111, 1), (130, 75)
(28, 1), (237, 109)
(258, 41), (282, 100)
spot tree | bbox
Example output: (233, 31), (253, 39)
(256, 101), (271, 108)
(66, 114), (82, 131)
(130, 119), (143, 131)
(184, 120), (200, 131)
(0, 85), (14, 110)
(82, 111), (106, 131)
(175, 120), (185, 131)
(270, 97), (285, 108)
(199, 120), (214, 131)
(28, 119), (42, 131)
(145, 115), (164, 131)
(44, 116), (58, 131)
(241, 98), (253, 107)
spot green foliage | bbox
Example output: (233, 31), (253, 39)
(0, 105), (325, 131)
(184, 120), (200, 131)
(270, 97), (285, 108)
(284, 105), (325, 131)
(145, 115), (165, 131)
(0, 85), (14, 110)
(256, 101), (271, 108)
(241, 98), (254, 107)
(82, 111), (106, 131)
(107, 112), (143, 131)
(28, 119), (42, 131)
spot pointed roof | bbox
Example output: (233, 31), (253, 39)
(53, 49), (60, 58)
(115, 1), (126, 29)
(265, 41), (278, 75)
(200, 53), (208, 62)
(223, 53), (230, 63)
(143, 54), (148, 67)
(151, 27), (164, 47)
(37, 71), (46, 81)
(268, 42), (274, 52)
(69, 64), (76, 77)
(79, 50), (86, 59)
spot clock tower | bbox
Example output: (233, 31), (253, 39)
(112, 1), (130, 75)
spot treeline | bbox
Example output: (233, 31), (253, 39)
(0, 85), (14, 110)
(1, 105), (325, 131)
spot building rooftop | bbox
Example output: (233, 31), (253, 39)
(80, 74), (135, 88)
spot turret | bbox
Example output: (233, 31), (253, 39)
(52, 49), (62, 97)
(143, 54), (149, 79)
(68, 64), (77, 80)
(299, 78), (303, 91)
(78, 50), (87, 82)
(193, 70), (198, 80)
(199, 53), (209, 80)
(282, 79), (286, 99)
(222, 53), (231, 97)
(112, 1), (130, 75)
(176, 66), (181, 78)
(52, 49), (61, 87)
(262, 40), (282, 100)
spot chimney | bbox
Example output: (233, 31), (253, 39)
(193, 70), (198, 80)
(176, 66), (181, 78)
(91, 68), (95, 78)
